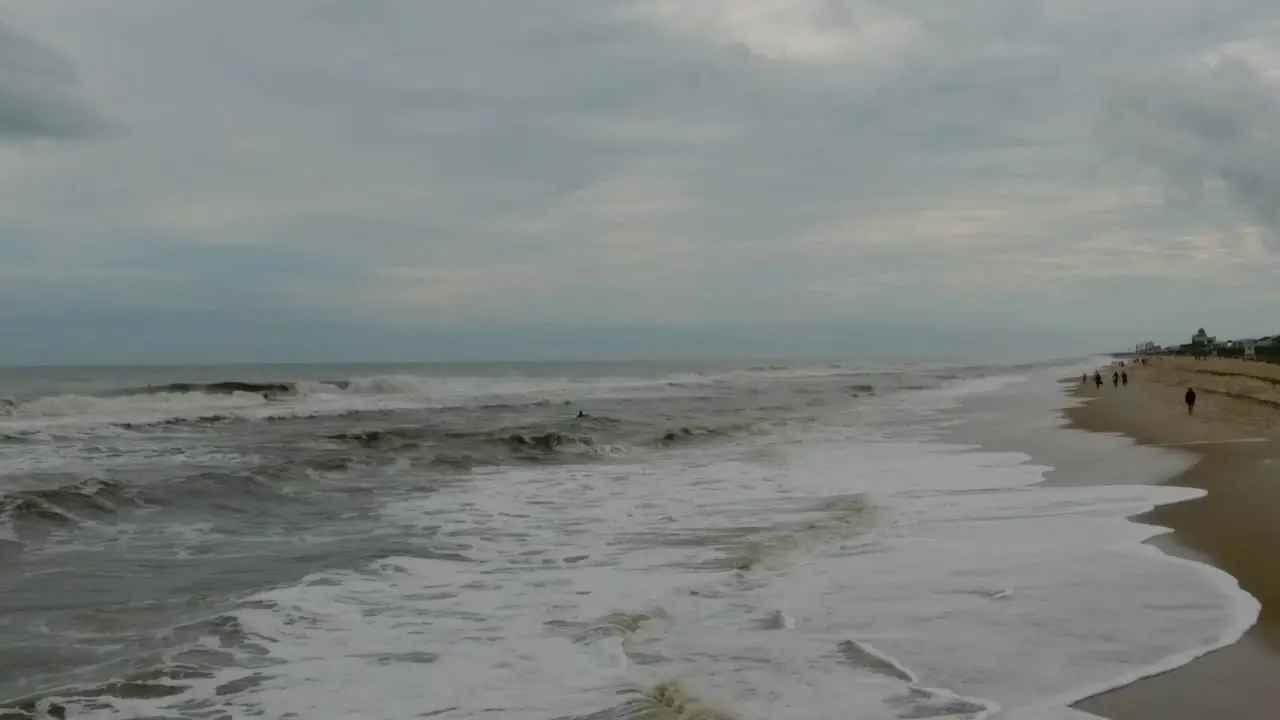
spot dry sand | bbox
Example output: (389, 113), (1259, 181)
(1066, 357), (1280, 720)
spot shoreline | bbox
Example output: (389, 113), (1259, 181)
(1062, 358), (1280, 720)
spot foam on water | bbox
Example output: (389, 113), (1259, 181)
(0, 368), (863, 434)
(36, 370), (1257, 719)
(0, 363), (973, 438)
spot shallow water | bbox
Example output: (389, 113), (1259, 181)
(0, 360), (1255, 719)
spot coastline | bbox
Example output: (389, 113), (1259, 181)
(1063, 358), (1280, 720)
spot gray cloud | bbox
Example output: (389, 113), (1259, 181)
(2, 1), (1280, 363)
(1102, 52), (1280, 246)
(0, 23), (103, 137)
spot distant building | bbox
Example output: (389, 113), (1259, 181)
(1188, 328), (1217, 358)
(1135, 341), (1158, 353)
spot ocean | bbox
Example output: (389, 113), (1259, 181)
(0, 359), (1257, 719)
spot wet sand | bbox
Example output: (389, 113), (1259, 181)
(1066, 358), (1280, 720)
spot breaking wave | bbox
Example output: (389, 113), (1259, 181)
(0, 478), (142, 526)
(0, 365), (967, 431)
(322, 418), (768, 467)
(0, 467), (314, 534)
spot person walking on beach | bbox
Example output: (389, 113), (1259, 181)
(1093, 371), (1103, 389)
(1185, 387), (1197, 416)
(1121, 370), (1128, 386)
(1112, 371), (1119, 387)
(1081, 373), (1087, 385)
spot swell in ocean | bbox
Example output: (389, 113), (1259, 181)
(0, 363), (954, 536)
(0, 359), (1255, 719)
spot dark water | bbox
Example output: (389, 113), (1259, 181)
(0, 359), (1035, 718)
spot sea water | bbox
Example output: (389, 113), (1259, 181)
(0, 359), (1256, 718)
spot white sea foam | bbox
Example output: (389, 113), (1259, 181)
(0, 366), (891, 434)
(56, 368), (1256, 719)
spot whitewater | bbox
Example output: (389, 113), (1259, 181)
(0, 359), (1256, 719)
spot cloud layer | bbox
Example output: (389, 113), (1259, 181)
(0, 23), (103, 137)
(2, 1), (1279, 363)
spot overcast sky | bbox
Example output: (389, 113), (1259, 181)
(2, 1), (1279, 364)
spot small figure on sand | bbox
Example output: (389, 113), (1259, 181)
(1185, 387), (1197, 416)
(1121, 370), (1128, 386)
(1081, 373), (1087, 385)
(1093, 371), (1103, 389)
(1112, 371), (1119, 388)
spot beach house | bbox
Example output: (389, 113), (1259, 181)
(1190, 328), (1216, 359)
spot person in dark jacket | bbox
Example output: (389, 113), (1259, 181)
(1185, 387), (1197, 416)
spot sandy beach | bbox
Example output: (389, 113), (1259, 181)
(1067, 357), (1280, 720)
